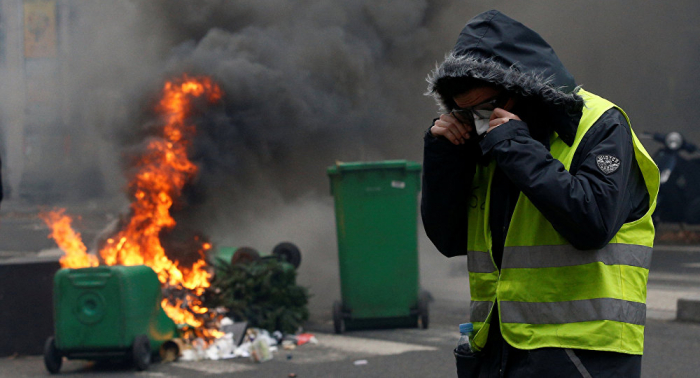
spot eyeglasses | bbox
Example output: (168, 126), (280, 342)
(451, 93), (508, 125)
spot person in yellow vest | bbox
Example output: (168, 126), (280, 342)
(422, 10), (659, 378)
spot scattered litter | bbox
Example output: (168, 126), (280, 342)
(228, 321), (249, 346)
(295, 333), (318, 346)
(180, 348), (200, 362)
(256, 329), (278, 347)
(273, 330), (284, 343)
(205, 333), (237, 360)
(206, 346), (220, 361)
(159, 338), (187, 362)
(159, 325), (300, 363)
(234, 341), (251, 358)
(220, 317), (234, 330)
(250, 337), (273, 363)
(179, 338), (208, 361)
(354, 359), (368, 366)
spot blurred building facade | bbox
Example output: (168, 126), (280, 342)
(0, 0), (104, 202)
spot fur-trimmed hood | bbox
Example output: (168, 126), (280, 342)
(427, 10), (584, 145)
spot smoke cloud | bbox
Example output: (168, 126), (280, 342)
(151, 0), (445, 201)
(81, 0), (464, 243)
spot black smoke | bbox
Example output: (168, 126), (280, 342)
(108, 0), (464, 230)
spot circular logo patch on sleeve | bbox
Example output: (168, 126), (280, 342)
(596, 155), (621, 174)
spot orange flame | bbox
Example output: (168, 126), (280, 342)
(40, 209), (97, 269)
(42, 75), (224, 341)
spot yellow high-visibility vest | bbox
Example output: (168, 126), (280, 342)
(466, 89), (659, 355)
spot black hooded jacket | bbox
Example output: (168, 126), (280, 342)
(422, 10), (649, 266)
(421, 11), (649, 376)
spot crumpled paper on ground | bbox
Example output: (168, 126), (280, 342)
(176, 324), (313, 362)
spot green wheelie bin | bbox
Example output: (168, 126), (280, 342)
(327, 160), (427, 333)
(44, 265), (178, 373)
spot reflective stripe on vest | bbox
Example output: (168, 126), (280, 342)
(500, 298), (646, 325)
(464, 89), (659, 355)
(468, 250), (497, 273)
(501, 244), (653, 270)
(471, 300), (494, 323)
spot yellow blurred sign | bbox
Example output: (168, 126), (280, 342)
(23, 0), (56, 58)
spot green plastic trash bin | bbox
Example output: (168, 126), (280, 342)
(327, 160), (428, 333)
(217, 243), (302, 270)
(44, 265), (177, 373)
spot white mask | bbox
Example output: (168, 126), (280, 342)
(473, 110), (493, 135)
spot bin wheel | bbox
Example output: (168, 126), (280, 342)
(43, 336), (62, 374)
(231, 247), (261, 265)
(333, 301), (345, 334)
(272, 242), (302, 269)
(418, 292), (430, 329)
(132, 335), (151, 371)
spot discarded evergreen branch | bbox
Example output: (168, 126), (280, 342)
(206, 257), (310, 334)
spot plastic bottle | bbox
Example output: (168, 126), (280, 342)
(457, 323), (473, 353)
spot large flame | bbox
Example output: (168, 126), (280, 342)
(41, 74), (224, 341)
(99, 75), (221, 291)
(40, 209), (98, 268)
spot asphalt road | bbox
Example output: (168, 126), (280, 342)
(2, 317), (700, 377)
(650, 245), (700, 277)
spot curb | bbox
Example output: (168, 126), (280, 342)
(0, 256), (60, 356)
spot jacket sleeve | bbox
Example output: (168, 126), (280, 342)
(421, 127), (481, 257)
(479, 109), (643, 250)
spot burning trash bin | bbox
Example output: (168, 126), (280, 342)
(327, 160), (428, 333)
(44, 265), (178, 374)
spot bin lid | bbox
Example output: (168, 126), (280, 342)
(327, 160), (421, 175)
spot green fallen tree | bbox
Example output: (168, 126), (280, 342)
(206, 258), (310, 334)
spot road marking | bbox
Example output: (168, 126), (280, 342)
(682, 263), (700, 268)
(654, 245), (700, 253)
(647, 308), (676, 321)
(314, 334), (437, 355)
(646, 287), (700, 319)
(172, 361), (253, 374)
(285, 333), (438, 365)
(380, 328), (457, 345)
(136, 372), (169, 377)
(649, 272), (700, 284)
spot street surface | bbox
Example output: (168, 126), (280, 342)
(1, 200), (700, 377)
(2, 316), (700, 377)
